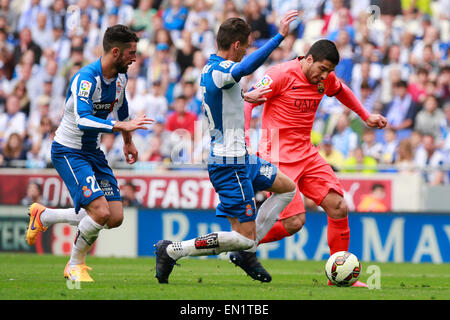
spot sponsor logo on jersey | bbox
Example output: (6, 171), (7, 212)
(93, 98), (118, 112)
(78, 80), (92, 98)
(259, 164), (274, 179)
(99, 180), (114, 197)
(294, 98), (320, 113)
(194, 233), (219, 249)
(255, 74), (273, 88)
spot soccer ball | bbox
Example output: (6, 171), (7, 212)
(325, 251), (361, 287)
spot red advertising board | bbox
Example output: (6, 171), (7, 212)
(0, 170), (391, 211)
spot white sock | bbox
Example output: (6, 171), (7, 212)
(166, 231), (255, 260)
(246, 188), (296, 253)
(40, 208), (87, 227)
(68, 215), (103, 266)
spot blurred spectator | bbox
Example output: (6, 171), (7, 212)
(394, 138), (416, 173)
(145, 81), (169, 123)
(1, 133), (27, 167)
(361, 127), (384, 162)
(319, 135), (345, 171)
(408, 67), (429, 104)
(0, 95), (26, 145)
(191, 17), (215, 58)
(414, 95), (446, 140)
(244, 0), (271, 42)
(333, 28), (354, 85)
(166, 95), (198, 137)
(132, 0), (158, 37)
(440, 101), (450, 151)
(162, 0), (189, 41)
(20, 181), (48, 206)
(100, 133), (125, 167)
(331, 113), (358, 158)
(12, 80), (31, 117)
(28, 95), (52, 139)
(141, 117), (171, 162)
(146, 42), (179, 101)
(414, 134), (447, 185)
(180, 78), (202, 117)
(384, 80), (417, 131)
(27, 116), (54, 168)
(381, 128), (399, 165)
(184, 0), (215, 34)
(342, 145), (377, 174)
(436, 66), (450, 103)
(31, 12), (53, 50)
(17, 0), (49, 32)
(121, 182), (143, 207)
(48, 0), (66, 31)
(175, 30), (199, 77)
(13, 27), (42, 67)
(356, 183), (388, 212)
(0, 0), (19, 34)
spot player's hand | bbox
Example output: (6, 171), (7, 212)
(244, 86), (272, 104)
(365, 114), (387, 129)
(114, 114), (154, 132)
(123, 141), (138, 164)
(278, 10), (300, 37)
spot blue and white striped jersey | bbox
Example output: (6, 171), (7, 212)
(200, 33), (285, 161)
(200, 54), (246, 159)
(54, 57), (129, 151)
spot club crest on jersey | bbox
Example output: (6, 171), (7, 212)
(317, 81), (325, 94)
(245, 204), (254, 217)
(78, 80), (92, 98)
(82, 186), (92, 198)
(255, 74), (273, 89)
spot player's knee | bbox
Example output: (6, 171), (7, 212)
(107, 216), (123, 229)
(87, 202), (111, 225)
(283, 214), (305, 234)
(328, 198), (348, 219)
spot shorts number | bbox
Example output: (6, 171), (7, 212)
(86, 176), (101, 193)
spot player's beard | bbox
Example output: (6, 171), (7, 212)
(115, 55), (130, 74)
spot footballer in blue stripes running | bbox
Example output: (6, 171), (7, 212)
(26, 25), (154, 282)
(154, 11), (299, 284)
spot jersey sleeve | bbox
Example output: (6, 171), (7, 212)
(324, 72), (343, 97)
(73, 73), (116, 133)
(211, 60), (238, 89)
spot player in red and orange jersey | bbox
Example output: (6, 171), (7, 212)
(243, 39), (387, 287)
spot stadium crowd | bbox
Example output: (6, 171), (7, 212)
(0, 0), (449, 185)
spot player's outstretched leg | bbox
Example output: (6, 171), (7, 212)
(26, 203), (48, 245)
(229, 251), (272, 282)
(154, 240), (177, 284)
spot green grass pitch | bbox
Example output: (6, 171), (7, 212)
(0, 253), (448, 300)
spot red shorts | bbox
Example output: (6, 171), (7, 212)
(267, 144), (344, 219)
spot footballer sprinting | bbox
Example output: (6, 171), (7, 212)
(154, 10), (300, 284)
(26, 25), (153, 282)
(243, 39), (388, 287)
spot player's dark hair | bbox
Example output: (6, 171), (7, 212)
(305, 39), (340, 65)
(103, 24), (139, 53)
(216, 17), (251, 51)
